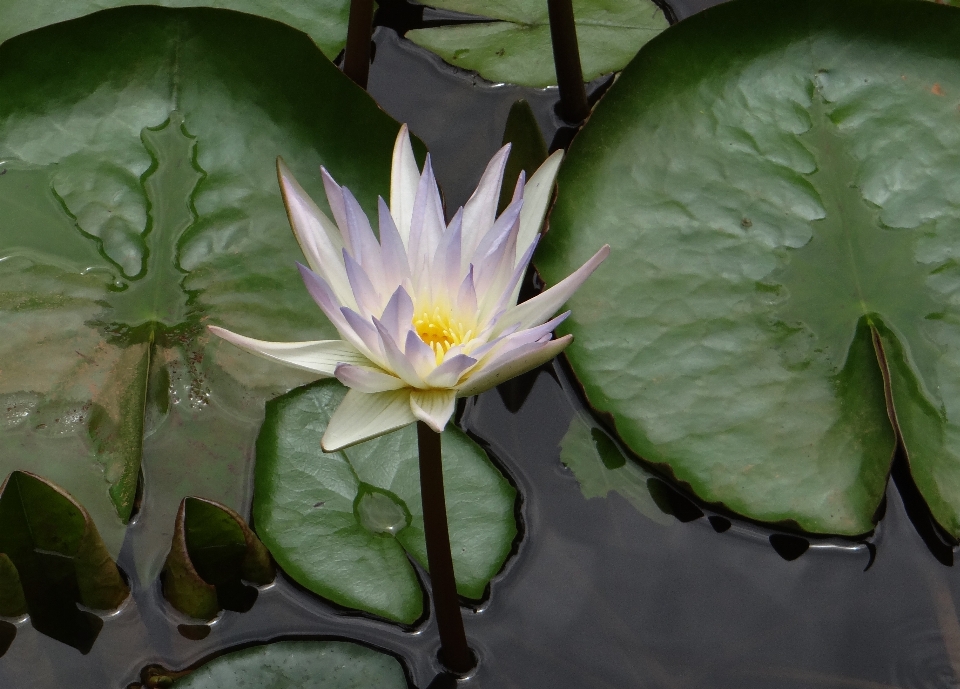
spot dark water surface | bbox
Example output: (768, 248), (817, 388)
(4, 1), (960, 687)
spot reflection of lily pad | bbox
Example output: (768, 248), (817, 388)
(408, 0), (668, 88)
(0, 0), (351, 59)
(0, 6), (404, 581)
(172, 640), (407, 688)
(559, 412), (673, 526)
(538, 0), (960, 536)
(255, 379), (517, 624)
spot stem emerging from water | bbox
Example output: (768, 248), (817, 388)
(547, 0), (589, 123)
(417, 421), (475, 674)
(343, 0), (374, 88)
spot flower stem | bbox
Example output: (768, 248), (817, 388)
(417, 421), (475, 674)
(547, 0), (589, 123)
(343, 0), (374, 88)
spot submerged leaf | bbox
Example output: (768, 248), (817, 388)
(171, 640), (407, 688)
(408, 0), (668, 88)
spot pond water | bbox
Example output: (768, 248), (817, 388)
(3, 1), (960, 687)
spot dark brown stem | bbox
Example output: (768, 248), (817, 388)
(417, 421), (475, 674)
(343, 0), (375, 88)
(547, 0), (589, 123)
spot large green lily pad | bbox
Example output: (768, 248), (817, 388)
(255, 379), (518, 624)
(537, 0), (960, 536)
(172, 640), (407, 688)
(0, 6), (403, 580)
(0, 0), (350, 59)
(407, 0), (668, 88)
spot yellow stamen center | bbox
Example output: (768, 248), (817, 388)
(413, 306), (473, 364)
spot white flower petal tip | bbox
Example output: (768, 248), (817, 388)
(321, 389), (416, 451)
(229, 129), (606, 443)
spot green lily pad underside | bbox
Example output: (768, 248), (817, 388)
(255, 380), (518, 625)
(172, 640), (408, 689)
(408, 0), (668, 88)
(538, 0), (960, 537)
(0, 0), (350, 59)
(0, 6), (403, 581)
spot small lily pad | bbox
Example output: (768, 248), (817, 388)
(254, 379), (518, 624)
(171, 640), (407, 688)
(161, 497), (274, 620)
(408, 0), (669, 88)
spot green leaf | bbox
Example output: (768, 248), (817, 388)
(559, 412), (675, 527)
(0, 6), (405, 581)
(171, 640), (407, 689)
(498, 99), (548, 214)
(0, 0), (350, 59)
(0, 471), (128, 615)
(407, 0), (668, 88)
(254, 379), (517, 624)
(161, 497), (274, 620)
(535, 0), (960, 536)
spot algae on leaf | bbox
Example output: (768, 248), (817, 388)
(408, 0), (668, 88)
(537, 0), (960, 536)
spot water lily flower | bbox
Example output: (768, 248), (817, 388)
(210, 125), (609, 451)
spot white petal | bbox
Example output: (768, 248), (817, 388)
(390, 124), (420, 246)
(425, 354), (477, 388)
(209, 326), (367, 375)
(461, 144), (510, 272)
(494, 245), (610, 336)
(335, 363), (407, 393)
(516, 149), (562, 266)
(410, 388), (457, 433)
(457, 266), (478, 316)
(456, 335), (572, 397)
(499, 234), (540, 315)
(321, 389), (416, 451)
(277, 159), (352, 306)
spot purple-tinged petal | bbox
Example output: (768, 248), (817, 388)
(471, 197), (522, 268)
(461, 144), (510, 270)
(408, 154), (445, 282)
(404, 329), (438, 379)
(476, 312), (569, 364)
(334, 363), (407, 393)
(390, 124), (420, 245)
(378, 197), (411, 289)
(321, 389), (416, 451)
(485, 234), (540, 321)
(457, 265), (478, 317)
(297, 263), (365, 345)
(342, 187), (385, 282)
(321, 167), (351, 251)
(343, 249), (383, 319)
(433, 207), (463, 299)
(379, 285), (415, 345)
(208, 326), (367, 375)
(425, 354), (477, 388)
(373, 318), (425, 388)
(410, 389), (457, 433)
(493, 245), (610, 337)
(457, 335), (572, 397)
(341, 306), (385, 362)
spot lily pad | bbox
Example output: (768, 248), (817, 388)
(161, 497), (274, 620)
(0, 6), (404, 581)
(255, 379), (518, 624)
(537, 0), (960, 536)
(171, 640), (407, 688)
(407, 0), (668, 88)
(0, 0), (350, 59)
